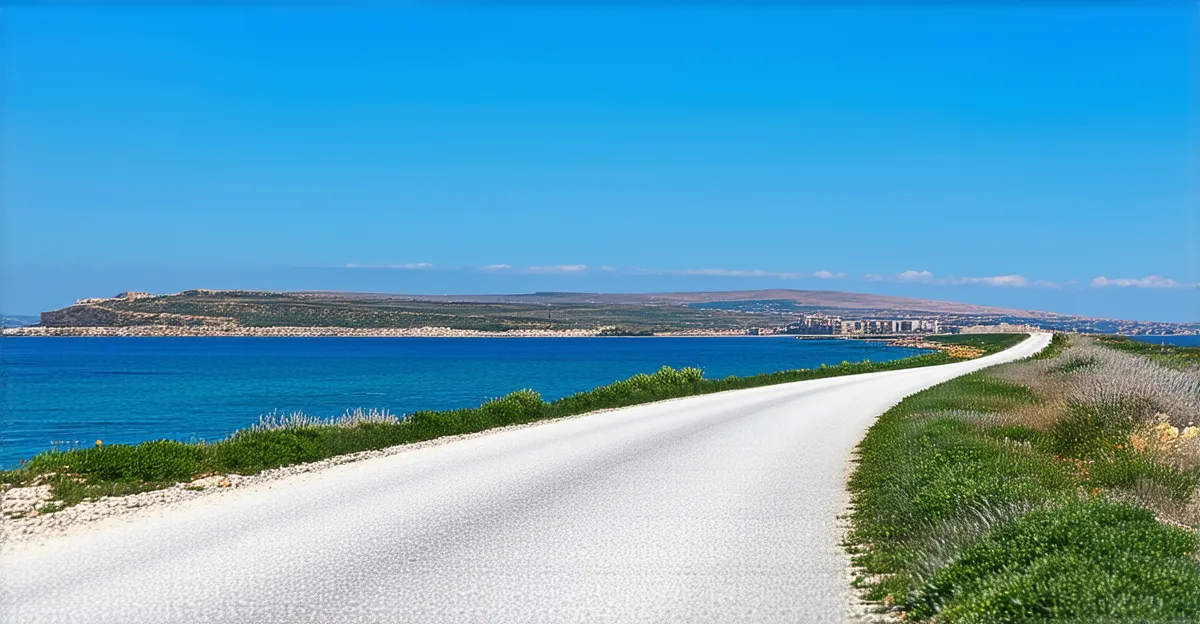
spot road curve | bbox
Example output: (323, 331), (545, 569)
(2, 333), (1051, 624)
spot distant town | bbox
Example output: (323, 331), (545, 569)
(690, 299), (1199, 337)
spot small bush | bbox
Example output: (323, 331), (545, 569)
(910, 499), (1200, 623)
(1029, 333), (1070, 361)
(1049, 355), (1097, 375)
(1085, 453), (1197, 503)
(213, 428), (323, 474)
(26, 439), (206, 483)
(1049, 397), (1156, 458)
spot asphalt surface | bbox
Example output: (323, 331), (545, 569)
(1, 333), (1050, 624)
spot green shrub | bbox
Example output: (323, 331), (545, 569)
(1085, 453), (1197, 502)
(472, 389), (546, 428)
(1029, 333), (1070, 360)
(1048, 356), (1097, 375)
(213, 428), (324, 474)
(26, 440), (207, 483)
(910, 500), (1200, 623)
(1049, 398), (1156, 459)
(982, 425), (1051, 450)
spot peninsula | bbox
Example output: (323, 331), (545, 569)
(4, 288), (1196, 337)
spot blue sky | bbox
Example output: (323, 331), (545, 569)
(2, 5), (1196, 321)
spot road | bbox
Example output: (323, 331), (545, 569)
(1, 333), (1050, 624)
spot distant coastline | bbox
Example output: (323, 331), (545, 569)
(13, 288), (1199, 338)
(7, 324), (1196, 340)
(1, 325), (767, 338)
(3, 325), (601, 338)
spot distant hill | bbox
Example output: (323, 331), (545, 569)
(1, 315), (39, 328)
(33, 290), (772, 333)
(22, 289), (1195, 335)
(299, 288), (1055, 318)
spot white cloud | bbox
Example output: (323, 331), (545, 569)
(862, 269), (935, 283)
(1091, 275), (1183, 289)
(670, 268), (805, 279)
(335, 262), (1070, 291)
(952, 275), (1029, 288)
(865, 270), (1056, 288)
(526, 265), (588, 274)
(344, 262), (434, 270)
(812, 270), (846, 280)
(895, 269), (937, 283)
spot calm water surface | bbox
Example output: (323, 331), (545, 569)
(1131, 335), (1200, 348)
(0, 337), (929, 467)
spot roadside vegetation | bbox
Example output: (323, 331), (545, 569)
(920, 333), (1030, 360)
(1097, 335), (1200, 371)
(846, 334), (1200, 622)
(924, 333), (1029, 355)
(0, 338), (1028, 514)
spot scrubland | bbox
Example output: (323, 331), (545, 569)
(847, 334), (1200, 622)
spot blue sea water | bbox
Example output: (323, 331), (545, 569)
(1131, 335), (1200, 348)
(0, 337), (929, 468)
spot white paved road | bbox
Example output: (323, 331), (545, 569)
(1, 334), (1050, 624)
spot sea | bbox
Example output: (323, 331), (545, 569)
(0, 337), (930, 468)
(1131, 335), (1200, 348)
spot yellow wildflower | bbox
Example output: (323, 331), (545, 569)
(1180, 426), (1199, 441)
(1153, 422), (1180, 443)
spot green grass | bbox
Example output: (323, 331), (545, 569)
(901, 374), (1041, 414)
(847, 374), (1075, 600)
(925, 333), (1029, 355)
(846, 334), (1200, 622)
(1048, 397), (1152, 458)
(1048, 397), (1198, 504)
(1030, 332), (1070, 360)
(1098, 335), (1200, 371)
(910, 499), (1200, 623)
(3, 348), (972, 510)
(1048, 355), (1097, 374)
